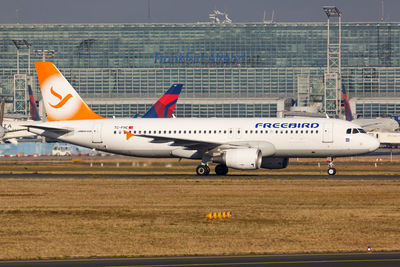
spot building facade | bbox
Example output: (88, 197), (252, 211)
(0, 22), (399, 118)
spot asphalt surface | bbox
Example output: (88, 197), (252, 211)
(0, 173), (398, 180)
(0, 253), (400, 266)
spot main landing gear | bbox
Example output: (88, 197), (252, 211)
(196, 164), (229, 176)
(215, 164), (229, 175)
(196, 155), (229, 176)
(196, 164), (210, 176)
(327, 156), (336, 175)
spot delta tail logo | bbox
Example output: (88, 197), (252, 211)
(49, 87), (73, 109)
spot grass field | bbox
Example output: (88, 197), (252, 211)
(0, 155), (399, 175)
(1, 174), (400, 259)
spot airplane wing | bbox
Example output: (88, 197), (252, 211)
(135, 134), (276, 157)
(23, 124), (72, 134)
(136, 133), (220, 149)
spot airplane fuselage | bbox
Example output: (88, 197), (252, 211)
(27, 117), (379, 159)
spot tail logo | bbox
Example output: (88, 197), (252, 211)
(49, 87), (73, 109)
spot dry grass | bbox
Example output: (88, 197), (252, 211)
(0, 155), (399, 175)
(0, 178), (400, 259)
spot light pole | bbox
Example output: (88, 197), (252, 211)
(323, 6), (342, 117)
(12, 39), (31, 115)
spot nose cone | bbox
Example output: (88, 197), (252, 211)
(368, 135), (380, 152)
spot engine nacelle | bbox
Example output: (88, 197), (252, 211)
(261, 157), (289, 169)
(214, 148), (262, 170)
(0, 126), (5, 139)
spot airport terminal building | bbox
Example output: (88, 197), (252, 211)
(0, 21), (400, 119)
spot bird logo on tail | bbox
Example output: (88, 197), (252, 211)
(49, 87), (73, 109)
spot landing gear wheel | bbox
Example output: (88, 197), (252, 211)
(327, 168), (336, 176)
(205, 165), (210, 174)
(215, 164), (229, 175)
(196, 165), (210, 176)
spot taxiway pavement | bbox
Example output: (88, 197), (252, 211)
(0, 252), (400, 266)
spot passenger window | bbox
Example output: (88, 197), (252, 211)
(229, 130), (232, 134)
(184, 130), (186, 134)
(285, 130), (288, 134)
(275, 130), (278, 134)
(224, 130), (226, 134)
(346, 128), (351, 134)
(310, 130), (313, 134)
(163, 130), (166, 134)
(260, 130), (263, 134)
(189, 131), (191, 134)
(114, 130), (116, 134)
(174, 130), (176, 134)
(169, 130), (171, 134)
(316, 130), (318, 134)
(255, 130), (258, 134)
(245, 130), (248, 134)
(194, 130), (196, 134)
(250, 130), (253, 134)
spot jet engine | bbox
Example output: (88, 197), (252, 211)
(261, 157), (289, 169)
(213, 148), (262, 170)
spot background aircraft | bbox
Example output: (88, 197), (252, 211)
(342, 84), (399, 132)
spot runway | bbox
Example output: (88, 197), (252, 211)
(0, 173), (398, 180)
(1, 252), (400, 266)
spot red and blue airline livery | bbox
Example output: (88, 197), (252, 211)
(342, 84), (353, 121)
(142, 84), (182, 118)
(28, 85), (41, 121)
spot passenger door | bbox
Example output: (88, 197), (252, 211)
(92, 124), (103, 143)
(322, 121), (333, 143)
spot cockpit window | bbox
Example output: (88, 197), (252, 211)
(352, 128), (359, 134)
(358, 128), (366, 133)
(346, 128), (351, 134)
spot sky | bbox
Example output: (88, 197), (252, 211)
(0, 0), (399, 24)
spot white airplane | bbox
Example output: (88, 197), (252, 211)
(342, 85), (399, 132)
(24, 62), (380, 176)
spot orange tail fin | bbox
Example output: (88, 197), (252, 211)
(35, 62), (104, 121)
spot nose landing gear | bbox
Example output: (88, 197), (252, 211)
(327, 157), (336, 175)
